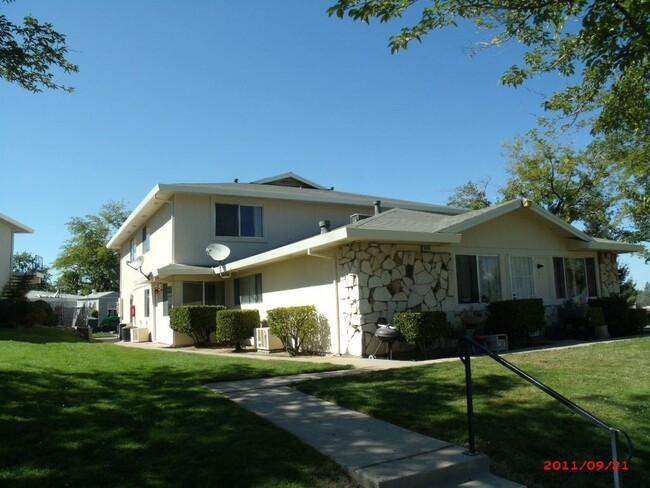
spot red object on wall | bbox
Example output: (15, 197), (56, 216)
(130, 305), (136, 318)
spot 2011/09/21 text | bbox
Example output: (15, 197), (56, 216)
(543, 460), (629, 472)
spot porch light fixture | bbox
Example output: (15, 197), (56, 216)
(126, 255), (153, 280)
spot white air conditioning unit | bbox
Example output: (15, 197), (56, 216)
(131, 327), (149, 343)
(255, 328), (283, 352)
(350, 213), (371, 223)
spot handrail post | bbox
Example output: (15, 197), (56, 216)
(461, 339), (478, 455)
(611, 429), (622, 488)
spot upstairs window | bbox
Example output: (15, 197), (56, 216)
(142, 227), (150, 253)
(456, 255), (501, 304)
(553, 257), (597, 299)
(215, 203), (263, 237)
(129, 238), (136, 262)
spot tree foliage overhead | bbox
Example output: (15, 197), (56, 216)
(0, 0), (78, 92)
(327, 0), (650, 137)
(53, 201), (129, 294)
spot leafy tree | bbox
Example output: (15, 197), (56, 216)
(12, 251), (55, 291)
(327, 0), (650, 137)
(500, 130), (621, 238)
(1, 0), (78, 91)
(447, 178), (492, 210)
(53, 200), (129, 294)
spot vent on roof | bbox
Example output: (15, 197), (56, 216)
(350, 213), (371, 223)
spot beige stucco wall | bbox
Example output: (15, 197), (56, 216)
(173, 193), (383, 265)
(238, 254), (339, 354)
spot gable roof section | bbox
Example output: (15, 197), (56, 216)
(223, 199), (643, 273)
(251, 172), (327, 190)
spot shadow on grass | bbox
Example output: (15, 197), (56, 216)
(0, 341), (353, 488)
(297, 364), (647, 488)
(0, 327), (85, 344)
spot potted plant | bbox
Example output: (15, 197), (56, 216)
(590, 306), (609, 340)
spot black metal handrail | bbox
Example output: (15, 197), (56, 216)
(458, 337), (633, 488)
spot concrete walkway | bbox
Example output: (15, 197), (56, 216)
(116, 340), (535, 487)
(206, 371), (524, 488)
(112, 337), (644, 487)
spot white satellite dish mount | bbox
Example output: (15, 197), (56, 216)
(127, 255), (153, 280)
(206, 243), (231, 278)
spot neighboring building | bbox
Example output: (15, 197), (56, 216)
(73, 290), (120, 326)
(107, 173), (642, 355)
(0, 214), (42, 296)
(26, 290), (81, 326)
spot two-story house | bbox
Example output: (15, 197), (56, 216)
(107, 173), (642, 355)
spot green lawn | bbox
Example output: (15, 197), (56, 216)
(297, 337), (650, 488)
(0, 327), (355, 488)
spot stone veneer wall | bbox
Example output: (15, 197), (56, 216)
(598, 252), (620, 296)
(337, 242), (452, 355)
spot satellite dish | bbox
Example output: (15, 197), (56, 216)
(128, 255), (145, 269)
(206, 243), (231, 262)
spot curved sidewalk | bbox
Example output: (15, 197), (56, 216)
(206, 370), (525, 488)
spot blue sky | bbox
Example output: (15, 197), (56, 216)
(2, 0), (648, 287)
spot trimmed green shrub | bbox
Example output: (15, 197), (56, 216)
(100, 315), (120, 332)
(30, 300), (59, 326)
(393, 311), (449, 355)
(170, 305), (225, 347)
(628, 308), (649, 334)
(588, 306), (606, 327)
(589, 296), (630, 337)
(216, 309), (259, 351)
(486, 298), (544, 347)
(267, 305), (320, 356)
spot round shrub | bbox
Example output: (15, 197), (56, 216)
(267, 305), (320, 356)
(628, 308), (648, 334)
(393, 311), (449, 354)
(170, 305), (225, 347)
(99, 315), (120, 332)
(29, 300), (59, 326)
(216, 309), (259, 350)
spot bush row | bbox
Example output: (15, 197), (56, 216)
(168, 304), (327, 355)
(0, 300), (58, 328)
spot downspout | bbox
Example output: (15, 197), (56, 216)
(307, 248), (342, 356)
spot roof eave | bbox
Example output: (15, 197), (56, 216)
(567, 239), (645, 253)
(225, 227), (462, 273)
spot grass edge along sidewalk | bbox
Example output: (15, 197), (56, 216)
(296, 336), (649, 488)
(0, 327), (355, 488)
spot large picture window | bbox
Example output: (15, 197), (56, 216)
(215, 203), (263, 238)
(182, 281), (225, 306)
(456, 255), (501, 304)
(553, 257), (597, 299)
(235, 274), (262, 305)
